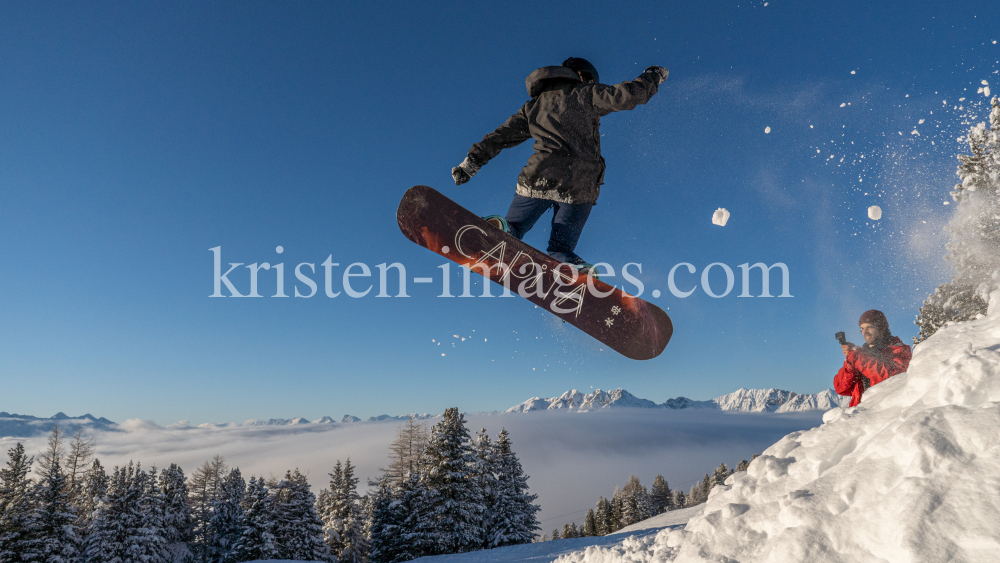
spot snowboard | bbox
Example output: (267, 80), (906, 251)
(396, 185), (672, 360)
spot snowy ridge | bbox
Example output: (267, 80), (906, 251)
(241, 417), (314, 426)
(774, 388), (846, 412)
(554, 290), (1000, 563)
(239, 413), (435, 426)
(0, 411), (439, 438)
(504, 388), (847, 414)
(711, 387), (850, 412)
(505, 388), (659, 413)
(0, 412), (116, 438)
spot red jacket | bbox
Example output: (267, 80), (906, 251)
(834, 336), (912, 407)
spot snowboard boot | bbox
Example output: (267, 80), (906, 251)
(481, 215), (510, 233)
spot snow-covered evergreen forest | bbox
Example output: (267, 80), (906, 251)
(914, 97), (1000, 342)
(0, 408), (540, 563)
(540, 456), (758, 542)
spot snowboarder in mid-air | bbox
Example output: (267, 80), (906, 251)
(451, 57), (669, 272)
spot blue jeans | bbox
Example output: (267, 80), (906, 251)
(504, 194), (594, 264)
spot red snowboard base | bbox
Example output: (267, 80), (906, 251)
(396, 185), (672, 360)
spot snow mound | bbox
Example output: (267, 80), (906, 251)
(561, 289), (1000, 563)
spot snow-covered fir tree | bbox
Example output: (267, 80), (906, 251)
(550, 529), (560, 540)
(650, 475), (673, 514)
(472, 429), (497, 549)
(609, 487), (624, 532)
(76, 459), (108, 548)
(158, 464), (193, 563)
(483, 428), (539, 548)
(685, 474), (713, 507)
(24, 448), (78, 563)
(583, 509), (597, 537)
(319, 459), (368, 563)
(711, 463), (733, 489)
(671, 489), (686, 512)
(133, 465), (169, 563)
(0, 443), (36, 563)
(209, 468), (246, 563)
(915, 96), (1000, 343)
(231, 476), (275, 562)
(84, 462), (159, 563)
(620, 475), (652, 527)
(366, 474), (415, 563)
(914, 281), (988, 344)
(686, 483), (702, 507)
(593, 496), (611, 536)
(412, 407), (485, 555)
(271, 469), (331, 562)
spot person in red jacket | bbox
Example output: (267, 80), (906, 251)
(834, 309), (913, 407)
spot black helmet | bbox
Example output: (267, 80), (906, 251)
(562, 57), (600, 84)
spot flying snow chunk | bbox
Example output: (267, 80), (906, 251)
(764, 126), (771, 134)
(984, 80), (990, 85)
(840, 103), (846, 107)
(851, 70), (856, 74)
(712, 208), (731, 227)
(986, 87), (992, 97)
(868, 205), (882, 220)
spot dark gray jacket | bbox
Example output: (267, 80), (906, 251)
(466, 66), (661, 204)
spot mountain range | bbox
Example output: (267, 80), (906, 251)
(0, 411), (117, 438)
(503, 387), (848, 413)
(0, 388), (847, 438)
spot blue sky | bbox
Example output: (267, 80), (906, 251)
(1, 1), (998, 425)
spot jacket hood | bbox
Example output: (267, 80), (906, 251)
(525, 66), (581, 98)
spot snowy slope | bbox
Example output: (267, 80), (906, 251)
(401, 507), (704, 563)
(555, 289), (1000, 563)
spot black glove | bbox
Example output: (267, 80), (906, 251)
(451, 157), (480, 186)
(645, 66), (669, 85)
(452, 166), (471, 185)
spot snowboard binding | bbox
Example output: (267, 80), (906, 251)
(481, 215), (510, 233)
(571, 262), (600, 281)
